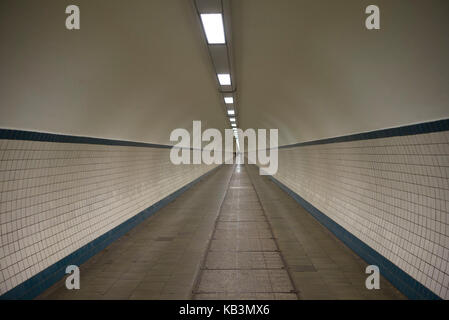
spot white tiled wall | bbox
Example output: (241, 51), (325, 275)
(274, 131), (449, 299)
(0, 139), (225, 295)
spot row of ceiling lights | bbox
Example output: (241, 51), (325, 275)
(195, 1), (239, 142)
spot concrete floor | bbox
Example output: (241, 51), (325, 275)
(38, 164), (405, 300)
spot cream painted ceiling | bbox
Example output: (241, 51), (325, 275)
(1, 0), (448, 147)
(232, 0), (449, 145)
(0, 0), (228, 145)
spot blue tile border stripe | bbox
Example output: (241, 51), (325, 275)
(0, 165), (222, 300)
(268, 175), (442, 300)
(2, 118), (448, 150)
(279, 118), (449, 149)
(0, 128), (173, 149)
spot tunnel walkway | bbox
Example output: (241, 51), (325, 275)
(38, 165), (404, 300)
(192, 164), (298, 299)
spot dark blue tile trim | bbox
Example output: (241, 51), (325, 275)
(3, 118), (448, 150)
(279, 118), (449, 149)
(0, 128), (171, 149)
(0, 165), (222, 300)
(268, 175), (442, 300)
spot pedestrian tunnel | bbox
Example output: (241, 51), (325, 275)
(0, 0), (448, 301)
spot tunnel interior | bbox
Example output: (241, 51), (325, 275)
(0, 0), (448, 301)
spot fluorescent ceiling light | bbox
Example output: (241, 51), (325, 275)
(230, 117), (236, 122)
(227, 110), (235, 115)
(200, 14), (226, 44)
(224, 97), (234, 104)
(217, 74), (231, 86)
(231, 123), (236, 127)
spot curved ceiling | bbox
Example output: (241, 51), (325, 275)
(232, 0), (449, 145)
(1, 0), (448, 147)
(0, 0), (228, 145)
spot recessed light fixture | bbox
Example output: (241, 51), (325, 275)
(224, 97), (234, 104)
(217, 74), (231, 86)
(230, 117), (236, 122)
(200, 13), (226, 44)
(227, 110), (235, 115)
(231, 123), (236, 127)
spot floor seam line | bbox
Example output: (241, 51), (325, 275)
(190, 164), (236, 299)
(245, 164), (301, 299)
